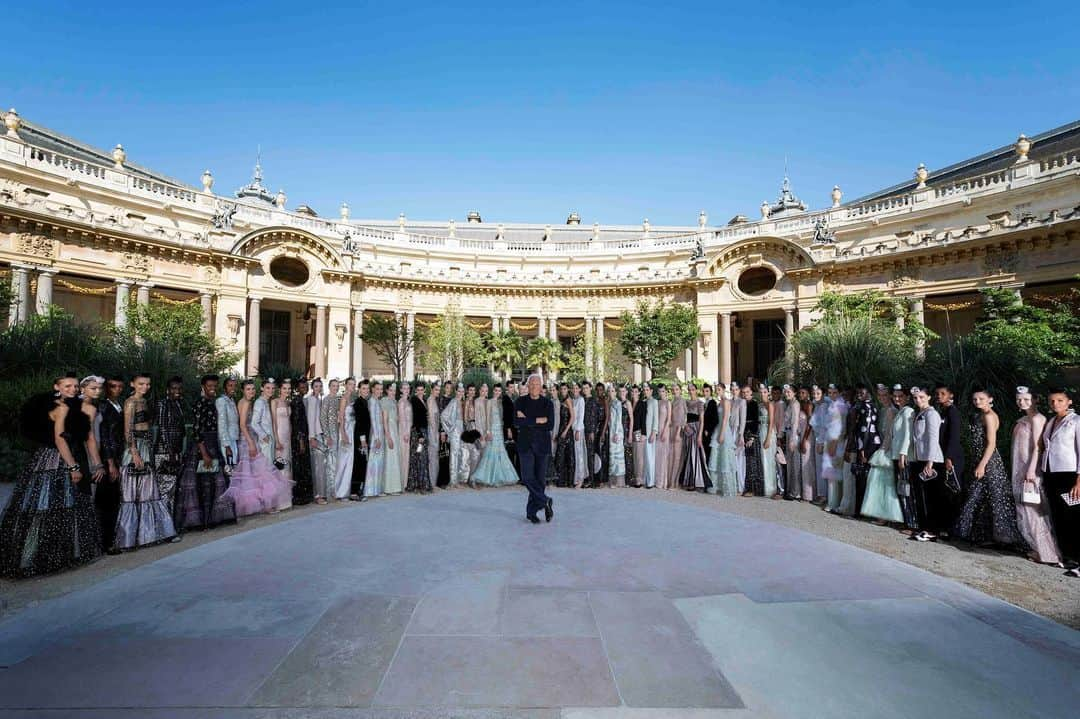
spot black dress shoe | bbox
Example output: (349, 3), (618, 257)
(545, 498), (554, 522)
(527, 515), (541, 524)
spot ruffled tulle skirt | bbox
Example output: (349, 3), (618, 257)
(859, 449), (903, 522)
(222, 437), (294, 517)
(116, 436), (178, 549)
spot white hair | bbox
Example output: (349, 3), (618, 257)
(526, 373), (542, 386)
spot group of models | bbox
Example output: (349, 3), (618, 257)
(2, 373), (1078, 579)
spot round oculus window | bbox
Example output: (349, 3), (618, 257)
(269, 256), (310, 287)
(737, 267), (777, 296)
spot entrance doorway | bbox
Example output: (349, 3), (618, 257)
(752, 319), (785, 382)
(260, 309), (291, 369)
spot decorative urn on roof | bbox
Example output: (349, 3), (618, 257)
(914, 163), (928, 188)
(566, 211), (581, 225)
(201, 170), (214, 194)
(1015, 133), (1031, 162)
(698, 210), (707, 227)
(831, 185), (842, 207)
(340, 202), (350, 220)
(112, 144), (126, 168)
(3, 108), (21, 138)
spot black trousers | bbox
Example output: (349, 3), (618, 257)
(910, 462), (950, 533)
(895, 460), (918, 529)
(585, 432), (602, 486)
(519, 451), (550, 519)
(94, 476), (121, 550)
(350, 446), (368, 497)
(1044, 471), (1080, 561)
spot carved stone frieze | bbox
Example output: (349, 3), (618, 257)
(122, 251), (151, 273)
(15, 232), (56, 258)
(983, 248), (1020, 275)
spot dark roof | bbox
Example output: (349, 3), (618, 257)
(853, 119), (1080, 204)
(18, 119), (196, 189)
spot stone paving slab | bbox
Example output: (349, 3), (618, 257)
(499, 588), (599, 637)
(406, 570), (507, 635)
(677, 593), (1080, 719)
(589, 591), (742, 709)
(249, 593), (416, 708)
(374, 636), (620, 708)
(0, 637), (294, 708)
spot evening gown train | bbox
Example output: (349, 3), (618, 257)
(222, 409), (293, 517)
(472, 402), (519, 486)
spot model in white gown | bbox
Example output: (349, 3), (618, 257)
(334, 381), (357, 500)
(381, 386), (403, 495)
(365, 383), (386, 498)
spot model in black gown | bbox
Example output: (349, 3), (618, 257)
(554, 394), (575, 487)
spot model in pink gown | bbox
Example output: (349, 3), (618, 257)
(655, 394), (671, 490)
(1012, 411), (1060, 564)
(223, 395), (293, 517)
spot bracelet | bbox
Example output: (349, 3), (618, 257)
(66, 464), (81, 472)
(89, 463), (103, 472)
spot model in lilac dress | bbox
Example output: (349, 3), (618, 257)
(223, 382), (293, 517)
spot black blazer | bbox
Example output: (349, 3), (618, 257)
(938, 403), (964, 473)
(514, 395), (554, 456)
(352, 396), (371, 446)
(99, 399), (124, 465)
(502, 394), (517, 438)
(702, 398), (719, 438)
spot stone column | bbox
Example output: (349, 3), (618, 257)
(537, 316), (546, 340)
(491, 314), (500, 334)
(911, 297), (926, 360)
(784, 308), (795, 381)
(314, 304), (328, 378)
(200, 292), (214, 335)
(353, 307), (364, 377)
(246, 297), (261, 376)
(405, 311), (416, 379)
(696, 311), (719, 384)
(114, 279), (132, 329)
(34, 268), (56, 315)
(720, 312), (732, 386)
(136, 283), (151, 309)
(8, 265), (30, 326)
(685, 347), (694, 381)
(584, 317), (594, 377)
(595, 316), (605, 379)
(633, 363), (643, 384)
(549, 316), (558, 341)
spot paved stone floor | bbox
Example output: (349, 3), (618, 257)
(0, 488), (1077, 718)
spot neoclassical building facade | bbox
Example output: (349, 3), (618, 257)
(2, 109), (1078, 383)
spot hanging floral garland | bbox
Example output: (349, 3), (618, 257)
(557, 321), (585, 331)
(150, 292), (200, 305)
(55, 278), (115, 296)
(510, 320), (538, 331)
(603, 320), (624, 331)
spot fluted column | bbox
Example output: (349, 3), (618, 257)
(549, 316), (558, 341)
(33, 268), (55, 315)
(911, 297), (926, 360)
(537, 316), (546, 340)
(200, 292), (213, 335)
(720, 312), (732, 386)
(353, 308), (364, 378)
(405, 311), (416, 379)
(246, 297), (261, 376)
(490, 314), (499, 334)
(314, 303), (328, 378)
(114, 279), (132, 329)
(684, 348), (693, 381)
(8, 265), (30, 326)
(633, 363), (643, 384)
(595, 316), (605, 379)
(784, 308), (795, 382)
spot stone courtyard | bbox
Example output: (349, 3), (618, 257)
(0, 488), (1076, 718)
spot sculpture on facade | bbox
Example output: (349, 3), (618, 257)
(812, 216), (836, 244)
(211, 201), (238, 230)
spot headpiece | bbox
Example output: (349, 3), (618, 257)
(1016, 386), (1031, 396)
(892, 383), (903, 391)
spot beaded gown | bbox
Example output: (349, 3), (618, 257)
(759, 402), (777, 497)
(152, 396), (186, 517)
(334, 397), (355, 499)
(554, 400), (576, 487)
(669, 397), (686, 484)
(472, 399), (519, 487)
(622, 401), (635, 487)
(222, 404), (293, 517)
(572, 396), (588, 486)
(743, 400), (764, 495)
(407, 396), (432, 493)
(174, 394), (237, 530)
(116, 397), (178, 549)
(607, 398), (626, 484)
(655, 399), (671, 489)
(365, 397), (386, 497)
(398, 395), (412, 489)
(953, 414), (1025, 548)
(0, 395), (101, 577)
(679, 399), (711, 491)
(318, 395), (339, 498)
(288, 394), (314, 505)
(381, 395), (403, 495)
(709, 401), (739, 495)
(1011, 414), (1059, 563)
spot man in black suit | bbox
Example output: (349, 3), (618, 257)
(502, 379), (520, 478)
(514, 374), (554, 524)
(350, 379), (371, 501)
(935, 383), (965, 517)
(96, 376), (125, 553)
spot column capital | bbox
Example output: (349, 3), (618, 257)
(199, 289), (214, 297)
(36, 267), (58, 276)
(115, 278), (135, 286)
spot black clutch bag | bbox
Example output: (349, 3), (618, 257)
(461, 429), (482, 444)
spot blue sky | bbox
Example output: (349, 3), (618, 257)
(3, 1), (1077, 226)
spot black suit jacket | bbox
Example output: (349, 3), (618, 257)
(514, 395), (554, 456)
(99, 399), (124, 466)
(938, 403), (964, 472)
(502, 394), (517, 439)
(702, 398), (719, 438)
(352, 396), (371, 446)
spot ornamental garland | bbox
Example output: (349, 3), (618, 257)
(509, 320), (538, 331)
(603, 320), (624, 331)
(150, 292), (199, 306)
(557, 321), (585, 331)
(926, 300), (979, 311)
(56, 278), (115, 296)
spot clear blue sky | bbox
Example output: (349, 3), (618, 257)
(3, 1), (1077, 226)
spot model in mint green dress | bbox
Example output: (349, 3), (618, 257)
(471, 394), (519, 487)
(708, 397), (739, 496)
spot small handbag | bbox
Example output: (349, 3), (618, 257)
(943, 467), (961, 494)
(896, 477), (911, 497)
(196, 458), (220, 474)
(461, 429), (482, 444)
(1021, 481), (1041, 506)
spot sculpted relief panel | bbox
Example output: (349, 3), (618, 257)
(15, 232), (56, 259)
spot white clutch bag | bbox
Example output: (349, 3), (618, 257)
(1021, 481), (1041, 505)
(1062, 492), (1080, 507)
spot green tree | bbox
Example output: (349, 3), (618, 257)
(524, 336), (566, 382)
(618, 300), (698, 377)
(481, 329), (525, 380)
(564, 335), (627, 383)
(124, 301), (241, 372)
(420, 310), (483, 380)
(360, 313), (422, 381)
